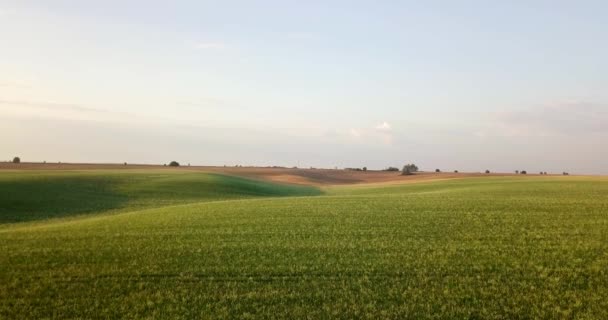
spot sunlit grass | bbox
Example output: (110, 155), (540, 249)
(1, 173), (607, 318)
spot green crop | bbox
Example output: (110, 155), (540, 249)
(1, 172), (607, 319)
(0, 170), (320, 223)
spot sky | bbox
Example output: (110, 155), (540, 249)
(1, 0), (607, 173)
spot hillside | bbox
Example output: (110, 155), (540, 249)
(1, 173), (607, 318)
(0, 162), (523, 186)
(0, 170), (320, 224)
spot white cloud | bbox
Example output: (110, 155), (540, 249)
(344, 124), (394, 146)
(195, 42), (226, 50)
(375, 121), (392, 131)
(349, 128), (361, 138)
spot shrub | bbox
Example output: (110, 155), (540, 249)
(362, 167), (367, 171)
(402, 164), (418, 176)
(454, 170), (459, 173)
(515, 170), (519, 174)
(435, 169), (441, 173)
(169, 161), (180, 167)
(12, 157), (20, 164)
(384, 167), (400, 172)
(521, 170), (527, 174)
(485, 170), (490, 174)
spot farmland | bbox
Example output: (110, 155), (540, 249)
(1, 168), (607, 318)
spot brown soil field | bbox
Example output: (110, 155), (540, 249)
(0, 162), (522, 186)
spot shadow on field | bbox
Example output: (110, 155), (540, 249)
(0, 176), (128, 223)
(0, 172), (323, 224)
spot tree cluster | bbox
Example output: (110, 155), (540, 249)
(384, 167), (400, 172)
(402, 164), (419, 176)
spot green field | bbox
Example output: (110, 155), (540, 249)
(1, 171), (607, 318)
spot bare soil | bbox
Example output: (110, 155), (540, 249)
(0, 162), (520, 186)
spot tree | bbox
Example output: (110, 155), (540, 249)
(384, 167), (400, 172)
(485, 170), (490, 174)
(402, 164), (418, 176)
(454, 170), (459, 173)
(12, 157), (20, 164)
(521, 170), (527, 174)
(169, 161), (180, 167)
(362, 167), (367, 171)
(435, 169), (441, 173)
(515, 170), (519, 174)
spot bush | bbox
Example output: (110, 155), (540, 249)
(402, 164), (418, 176)
(362, 167), (367, 171)
(454, 170), (459, 173)
(435, 169), (441, 173)
(521, 170), (527, 174)
(12, 157), (20, 164)
(169, 161), (180, 167)
(485, 170), (490, 174)
(515, 170), (519, 174)
(563, 172), (569, 176)
(384, 167), (400, 172)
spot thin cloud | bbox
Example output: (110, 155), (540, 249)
(176, 97), (240, 110)
(0, 99), (166, 126)
(0, 8), (16, 16)
(375, 121), (392, 131)
(0, 99), (106, 113)
(482, 101), (608, 137)
(286, 32), (317, 40)
(345, 123), (394, 146)
(0, 81), (31, 88)
(195, 42), (226, 50)
(349, 128), (361, 138)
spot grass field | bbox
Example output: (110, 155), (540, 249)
(0, 170), (321, 223)
(1, 170), (607, 318)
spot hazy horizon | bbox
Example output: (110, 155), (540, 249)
(2, 1), (607, 174)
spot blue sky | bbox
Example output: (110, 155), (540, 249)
(1, 1), (607, 173)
